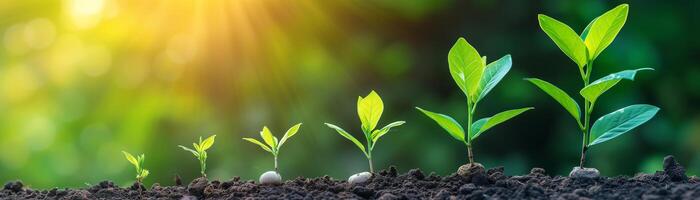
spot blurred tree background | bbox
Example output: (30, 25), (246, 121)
(0, 0), (698, 188)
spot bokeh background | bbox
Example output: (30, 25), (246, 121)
(0, 0), (698, 188)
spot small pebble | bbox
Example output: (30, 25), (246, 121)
(569, 167), (600, 178)
(259, 171), (282, 184)
(348, 172), (372, 184)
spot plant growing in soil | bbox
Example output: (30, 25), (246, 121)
(416, 37), (532, 166)
(325, 90), (405, 173)
(527, 4), (659, 168)
(179, 135), (216, 177)
(121, 151), (149, 183)
(243, 123), (302, 171)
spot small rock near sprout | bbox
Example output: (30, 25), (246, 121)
(569, 167), (600, 178)
(259, 171), (282, 184)
(348, 172), (372, 184)
(457, 163), (485, 177)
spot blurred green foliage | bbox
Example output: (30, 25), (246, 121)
(0, 0), (698, 188)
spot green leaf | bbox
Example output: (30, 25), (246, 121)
(193, 143), (201, 152)
(416, 107), (465, 142)
(580, 68), (653, 103)
(122, 151), (138, 167)
(357, 91), (384, 133)
(371, 121), (405, 143)
(476, 55), (512, 102)
(525, 78), (581, 124)
(470, 107), (533, 140)
(325, 123), (367, 156)
(178, 145), (199, 157)
(588, 104), (659, 146)
(200, 135), (216, 151)
(278, 123), (302, 149)
(584, 4), (629, 60)
(139, 169), (149, 179)
(243, 138), (273, 153)
(580, 17), (598, 40)
(537, 14), (588, 68)
(448, 37), (484, 100)
(260, 126), (277, 149)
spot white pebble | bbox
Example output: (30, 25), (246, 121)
(348, 172), (372, 184)
(259, 171), (282, 184)
(569, 167), (600, 178)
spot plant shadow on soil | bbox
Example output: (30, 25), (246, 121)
(2, 156), (699, 199)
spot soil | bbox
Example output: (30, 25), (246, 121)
(2, 156), (699, 199)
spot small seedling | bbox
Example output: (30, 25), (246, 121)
(325, 91), (405, 173)
(122, 151), (149, 183)
(179, 135), (216, 177)
(528, 4), (659, 168)
(417, 37), (532, 165)
(243, 123), (302, 171)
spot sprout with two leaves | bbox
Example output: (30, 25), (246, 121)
(122, 151), (149, 183)
(529, 4), (659, 176)
(243, 123), (302, 184)
(325, 91), (405, 184)
(179, 135), (216, 177)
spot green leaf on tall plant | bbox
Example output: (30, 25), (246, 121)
(476, 55), (512, 102)
(525, 78), (581, 124)
(580, 68), (653, 103)
(416, 107), (465, 142)
(584, 4), (629, 60)
(538, 14), (588, 68)
(448, 37), (485, 100)
(470, 107), (533, 140)
(580, 17), (598, 40)
(588, 104), (659, 146)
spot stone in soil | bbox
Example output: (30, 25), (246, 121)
(570, 166), (600, 178)
(259, 171), (282, 184)
(348, 171), (372, 184)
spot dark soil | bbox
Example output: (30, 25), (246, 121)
(2, 156), (699, 199)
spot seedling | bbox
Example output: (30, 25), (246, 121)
(179, 135), (216, 177)
(417, 37), (532, 165)
(528, 4), (659, 168)
(325, 91), (405, 173)
(122, 151), (149, 183)
(243, 123), (302, 171)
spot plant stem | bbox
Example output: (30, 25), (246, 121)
(274, 155), (279, 172)
(368, 156), (374, 173)
(579, 61), (593, 168)
(466, 101), (475, 164)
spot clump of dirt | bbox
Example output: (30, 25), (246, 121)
(2, 155), (699, 199)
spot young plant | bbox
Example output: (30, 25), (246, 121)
(122, 151), (149, 183)
(416, 37), (532, 165)
(243, 123), (302, 171)
(179, 135), (216, 177)
(325, 91), (405, 173)
(528, 4), (659, 168)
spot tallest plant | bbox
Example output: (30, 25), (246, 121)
(527, 4), (659, 169)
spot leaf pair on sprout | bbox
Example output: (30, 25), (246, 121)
(122, 151), (149, 183)
(179, 135), (216, 177)
(243, 123), (302, 171)
(325, 91), (405, 173)
(529, 4), (658, 167)
(417, 37), (532, 165)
